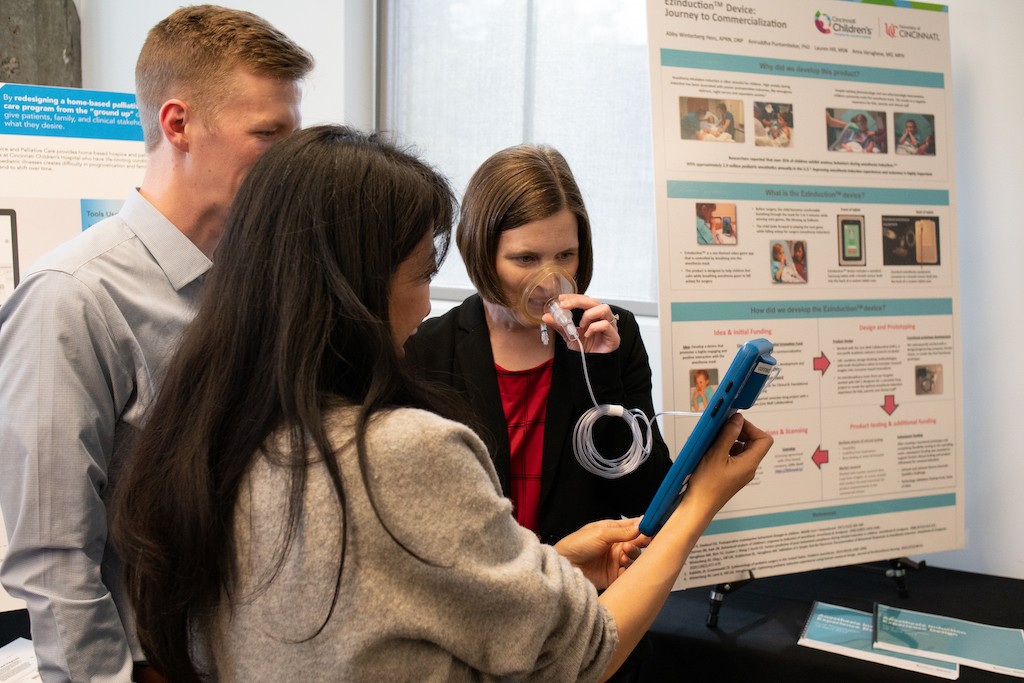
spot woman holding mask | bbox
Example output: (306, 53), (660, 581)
(407, 145), (673, 545)
(112, 126), (772, 682)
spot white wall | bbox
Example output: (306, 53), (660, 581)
(918, 0), (1024, 579)
(74, 0), (1024, 580)
(72, 0), (371, 130)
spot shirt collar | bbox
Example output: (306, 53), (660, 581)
(119, 189), (213, 291)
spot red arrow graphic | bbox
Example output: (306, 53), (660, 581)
(813, 352), (830, 375)
(812, 447), (829, 469)
(881, 394), (898, 415)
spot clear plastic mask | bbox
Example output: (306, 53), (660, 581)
(514, 265), (577, 327)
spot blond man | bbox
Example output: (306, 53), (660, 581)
(0, 7), (312, 681)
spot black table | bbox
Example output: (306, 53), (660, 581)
(0, 607), (29, 646)
(639, 562), (1024, 682)
(4, 563), (1022, 681)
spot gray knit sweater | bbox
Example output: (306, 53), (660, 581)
(197, 405), (618, 681)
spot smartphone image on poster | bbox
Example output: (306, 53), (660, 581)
(837, 214), (865, 266)
(915, 218), (938, 264)
(0, 209), (19, 303)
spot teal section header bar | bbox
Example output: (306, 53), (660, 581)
(671, 298), (952, 322)
(668, 181), (949, 206)
(661, 49), (944, 88)
(706, 493), (956, 535)
(1, 83), (142, 141)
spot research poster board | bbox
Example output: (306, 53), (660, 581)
(0, 82), (145, 611)
(646, 1), (962, 589)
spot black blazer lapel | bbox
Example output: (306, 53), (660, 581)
(537, 336), (575, 515)
(452, 296), (513, 494)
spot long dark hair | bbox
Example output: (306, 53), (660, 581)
(111, 125), (458, 682)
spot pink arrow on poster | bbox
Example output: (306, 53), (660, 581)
(813, 352), (830, 375)
(812, 447), (829, 468)
(881, 394), (898, 415)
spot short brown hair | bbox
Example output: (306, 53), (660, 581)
(135, 5), (314, 151)
(456, 144), (593, 306)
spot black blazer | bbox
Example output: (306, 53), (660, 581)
(405, 294), (672, 544)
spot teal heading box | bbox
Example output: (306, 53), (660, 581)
(661, 49), (944, 88)
(671, 298), (953, 322)
(668, 181), (949, 206)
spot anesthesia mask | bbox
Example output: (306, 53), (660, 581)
(514, 266), (578, 346)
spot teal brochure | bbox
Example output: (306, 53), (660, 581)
(799, 602), (959, 679)
(874, 603), (1024, 678)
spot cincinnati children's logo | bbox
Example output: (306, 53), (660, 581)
(814, 11), (831, 34)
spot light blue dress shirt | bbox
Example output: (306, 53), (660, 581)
(0, 190), (211, 682)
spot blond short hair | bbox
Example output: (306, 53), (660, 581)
(135, 5), (313, 151)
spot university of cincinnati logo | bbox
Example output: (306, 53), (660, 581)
(885, 22), (897, 38)
(815, 10), (831, 34)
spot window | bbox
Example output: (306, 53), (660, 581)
(381, 0), (657, 312)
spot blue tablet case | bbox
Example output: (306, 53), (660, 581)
(639, 338), (776, 536)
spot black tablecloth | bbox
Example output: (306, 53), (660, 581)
(3, 562), (1022, 681)
(639, 562), (1024, 682)
(0, 608), (29, 646)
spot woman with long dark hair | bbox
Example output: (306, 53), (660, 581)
(112, 125), (772, 682)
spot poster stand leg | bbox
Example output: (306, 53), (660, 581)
(885, 557), (926, 598)
(854, 557), (926, 598)
(705, 570), (755, 628)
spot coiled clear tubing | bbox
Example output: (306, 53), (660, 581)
(517, 267), (654, 479)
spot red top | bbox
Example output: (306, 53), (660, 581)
(495, 358), (553, 533)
